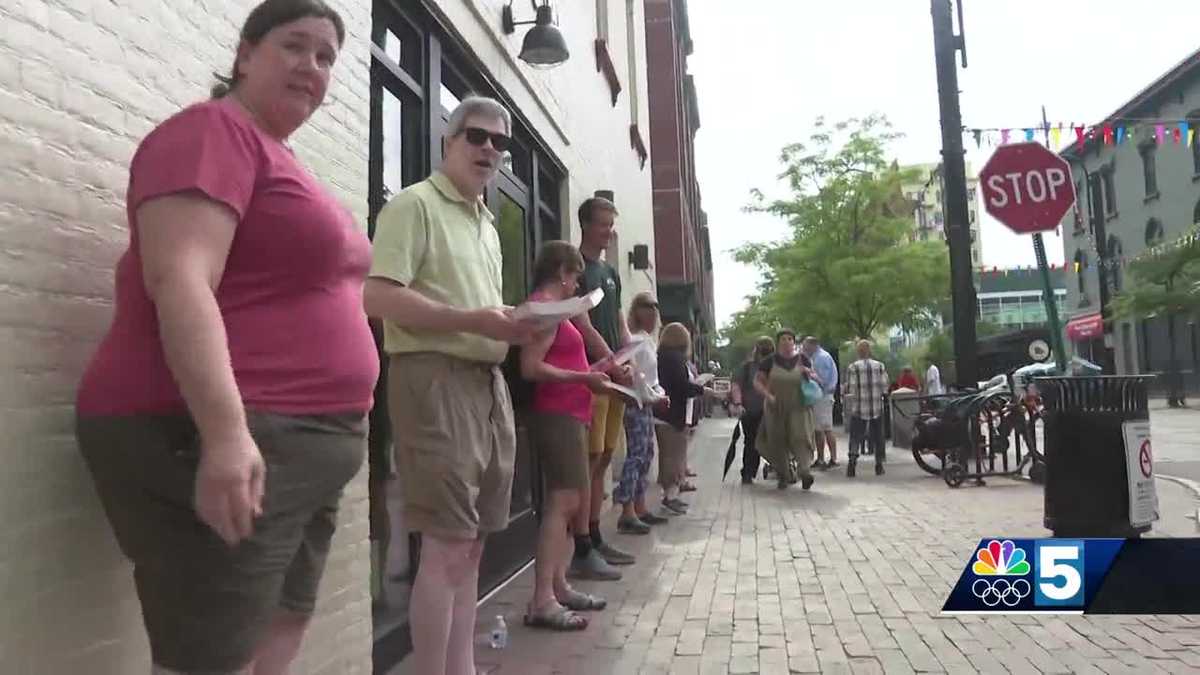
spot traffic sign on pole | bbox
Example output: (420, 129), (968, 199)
(979, 141), (1077, 372)
(979, 142), (1077, 234)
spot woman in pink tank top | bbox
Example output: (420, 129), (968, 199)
(520, 241), (612, 630)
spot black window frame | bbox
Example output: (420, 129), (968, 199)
(1139, 142), (1158, 198)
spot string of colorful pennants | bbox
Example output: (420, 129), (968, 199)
(973, 227), (1200, 276)
(974, 261), (1121, 276)
(1130, 226), (1200, 264)
(963, 120), (1197, 151)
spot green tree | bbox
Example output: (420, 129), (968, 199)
(1111, 228), (1200, 407)
(725, 116), (949, 348)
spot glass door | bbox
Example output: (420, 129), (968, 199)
(480, 174), (541, 590)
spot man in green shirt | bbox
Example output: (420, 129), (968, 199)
(364, 96), (537, 674)
(568, 196), (637, 579)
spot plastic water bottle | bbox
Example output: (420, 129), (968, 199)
(489, 615), (508, 649)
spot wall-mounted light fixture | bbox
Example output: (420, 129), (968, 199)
(501, 1), (570, 68)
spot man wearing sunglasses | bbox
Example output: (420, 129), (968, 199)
(364, 95), (536, 675)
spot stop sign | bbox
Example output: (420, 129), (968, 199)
(979, 142), (1077, 234)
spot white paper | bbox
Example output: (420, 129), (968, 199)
(511, 288), (603, 328)
(591, 336), (654, 372)
(1122, 420), (1159, 527)
(600, 380), (643, 408)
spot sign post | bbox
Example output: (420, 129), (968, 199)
(979, 142), (1076, 372)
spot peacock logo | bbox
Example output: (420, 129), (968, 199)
(972, 539), (1031, 576)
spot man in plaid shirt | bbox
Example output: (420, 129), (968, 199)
(843, 339), (889, 477)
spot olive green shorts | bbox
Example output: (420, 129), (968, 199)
(76, 411), (366, 673)
(530, 412), (590, 492)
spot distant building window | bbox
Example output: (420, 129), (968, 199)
(1145, 218), (1164, 247)
(1073, 249), (1088, 296)
(1101, 165), (1117, 216)
(1107, 235), (1123, 292)
(1140, 143), (1158, 197)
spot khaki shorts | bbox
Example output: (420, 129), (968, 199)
(588, 394), (626, 457)
(655, 423), (689, 489)
(388, 352), (516, 540)
(813, 395), (835, 431)
(76, 411), (366, 673)
(531, 412), (590, 492)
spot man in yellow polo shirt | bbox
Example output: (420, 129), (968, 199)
(364, 96), (536, 675)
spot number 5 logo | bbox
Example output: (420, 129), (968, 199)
(1035, 540), (1085, 607)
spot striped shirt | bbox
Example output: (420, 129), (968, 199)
(845, 358), (889, 419)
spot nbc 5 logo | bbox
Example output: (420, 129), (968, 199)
(1034, 540), (1085, 607)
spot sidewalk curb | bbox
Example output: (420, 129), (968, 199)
(1155, 473), (1200, 528)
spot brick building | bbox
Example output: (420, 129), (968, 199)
(0, 0), (657, 672)
(644, 0), (714, 363)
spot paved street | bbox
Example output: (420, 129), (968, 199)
(1148, 404), (1200, 485)
(392, 417), (1200, 675)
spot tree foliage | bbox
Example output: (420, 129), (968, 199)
(722, 116), (950, 351)
(1110, 229), (1200, 321)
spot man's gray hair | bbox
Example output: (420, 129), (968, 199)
(446, 95), (512, 137)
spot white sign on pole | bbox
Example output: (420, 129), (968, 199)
(1122, 420), (1158, 527)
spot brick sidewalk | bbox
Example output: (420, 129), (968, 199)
(392, 419), (1200, 674)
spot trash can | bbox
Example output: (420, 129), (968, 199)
(889, 389), (920, 449)
(1036, 375), (1155, 538)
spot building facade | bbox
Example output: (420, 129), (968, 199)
(644, 0), (714, 362)
(1059, 49), (1200, 390)
(0, 0), (657, 672)
(903, 162), (983, 268)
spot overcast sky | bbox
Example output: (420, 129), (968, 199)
(688, 0), (1199, 331)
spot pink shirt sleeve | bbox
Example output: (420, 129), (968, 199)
(129, 102), (261, 220)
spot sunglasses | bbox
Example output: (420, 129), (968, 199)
(462, 127), (512, 152)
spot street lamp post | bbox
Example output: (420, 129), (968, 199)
(930, 0), (978, 387)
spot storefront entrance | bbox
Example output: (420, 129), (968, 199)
(367, 2), (565, 671)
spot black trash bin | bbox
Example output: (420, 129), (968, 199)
(1036, 375), (1154, 538)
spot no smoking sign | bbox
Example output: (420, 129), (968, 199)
(1139, 440), (1153, 479)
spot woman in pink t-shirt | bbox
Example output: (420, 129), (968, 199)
(520, 241), (612, 630)
(72, 2), (377, 672)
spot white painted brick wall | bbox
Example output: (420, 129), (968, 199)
(0, 1), (373, 673)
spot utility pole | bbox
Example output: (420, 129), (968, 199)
(930, 0), (977, 387)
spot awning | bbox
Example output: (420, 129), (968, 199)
(1066, 312), (1104, 342)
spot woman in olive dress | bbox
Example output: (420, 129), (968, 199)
(754, 329), (821, 490)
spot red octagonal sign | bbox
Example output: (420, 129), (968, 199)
(979, 142), (1077, 234)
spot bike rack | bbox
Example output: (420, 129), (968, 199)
(899, 384), (1046, 488)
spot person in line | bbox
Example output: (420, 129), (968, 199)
(614, 292), (671, 534)
(520, 241), (613, 630)
(730, 336), (774, 484)
(925, 359), (945, 396)
(844, 339), (890, 478)
(364, 95), (537, 674)
(803, 336), (840, 470)
(655, 323), (706, 513)
(75, 3), (376, 673)
(567, 196), (636, 580)
(680, 358), (704, 492)
(754, 329), (819, 490)
(891, 365), (921, 392)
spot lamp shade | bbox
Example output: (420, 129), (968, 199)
(518, 5), (569, 67)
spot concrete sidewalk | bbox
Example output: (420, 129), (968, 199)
(391, 419), (1200, 674)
